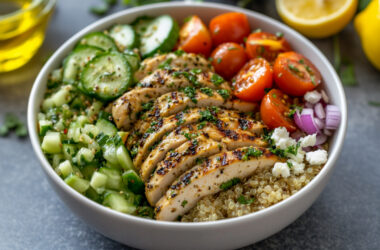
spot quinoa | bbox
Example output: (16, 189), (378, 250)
(181, 164), (323, 222)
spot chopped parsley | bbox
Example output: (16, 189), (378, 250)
(181, 86), (197, 103)
(158, 58), (173, 70)
(141, 101), (154, 112)
(237, 195), (255, 205)
(368, 101), (380, 107)
(195, 157), (205, 165)
(181, 200), (188, 208)
(200, 87), (214, 96)
(130, 145), (138, 158)
(211, 73), (224, 86)
(216, 58), (222, 64)
(288, 64), (300, 73)
(197, 121), (207, 129)
(217, 89), (230, 100)
(182, 132), (198, 140)
(174, 49), (185, 56)
(199, 110), (217, 123)
(190, 68), (202, 74)
(287, 161), (293, 169)
(241, 147), (263, 161)
(228, 46), (238, 51)
(220, 178), (241, 191)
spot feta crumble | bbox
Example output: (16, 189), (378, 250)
(304, 90), (322, 104)
(288, 159), (305, 175)
(299, 134), (317, 148)
(272, 162), (290, 178)
(271, 127), (296, 150)
(306, 149), (328, 165)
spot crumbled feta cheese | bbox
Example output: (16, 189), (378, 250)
(306, 149), (328, 165)
(304, 90), (322, 104)
(271, 127), (296, 150)
(272, 162), (290, 178)
(288, 159), (305, 175)
(299, 134), (317, 148)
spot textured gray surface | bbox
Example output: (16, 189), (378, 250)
(0, 0), (379, 249)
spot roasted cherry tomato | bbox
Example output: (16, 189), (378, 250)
(233, 58), (273, 102)
(273, 52), (322, 96)
(210, 42), (247, 79)
(178, 15), (212, 56)
(260, 89), (296, 132)
(209, 12), (250, 46)
(246, 31), (291, 62)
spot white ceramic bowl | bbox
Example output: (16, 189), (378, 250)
(28, 2), (347, 249)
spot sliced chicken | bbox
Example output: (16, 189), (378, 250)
(132, 89), (257, 134)
(112, 68), (230, 130)
(146, 133), (268, 205)
(135, 52), (213, 81)
(140, 118), (266, 182)
(155, 147), (278, 221)
(130, 108), (258, 168)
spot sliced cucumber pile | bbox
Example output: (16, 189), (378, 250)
(77, 32), (117, 51)
(80, 52), (133, 101)
(133, 15), (179, 58)
(109, 24), (138, 51)
(62, 45), (103, 84)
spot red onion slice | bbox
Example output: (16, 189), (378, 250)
(316, 134), (327, 145)
(314, 117), (325, 129)
(299, 108), (320, 135)
(325, 105), (341, 130)
(314, 103), (325, 119)
(304, 102), (314, 109)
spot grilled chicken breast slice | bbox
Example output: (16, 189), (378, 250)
(140, 119), (266, 182)
(112, 68), (230, 130)
(135, 52), (213, 81)
(155, 147), (278, 221)
(130, 108), (257, 169)
(146, 136), (223, 205)
(132, 89), (257, 134)
(146, 133), (268, 205)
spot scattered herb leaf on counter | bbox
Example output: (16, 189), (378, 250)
(0, 113), (27, 138)
(333, 35), (357, 86)
(237, 0), (253, 8)
(368, 101), (380, 107)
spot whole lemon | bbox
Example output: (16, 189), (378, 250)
(355, 0), (380, 70)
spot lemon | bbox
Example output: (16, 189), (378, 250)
(276, 0), (358, 38)
(354, 0), (380, 70)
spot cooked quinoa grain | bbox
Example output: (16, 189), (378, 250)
(181, 164), (323, 222)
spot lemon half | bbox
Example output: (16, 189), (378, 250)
(276, 0), (358, 38)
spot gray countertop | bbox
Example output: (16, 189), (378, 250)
(0, 1), (379, 249)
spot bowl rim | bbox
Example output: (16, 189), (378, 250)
(28, 1), (347, 228)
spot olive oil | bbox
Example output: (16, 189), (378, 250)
(0, 0), (55, 72)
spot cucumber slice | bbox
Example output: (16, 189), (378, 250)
(38, 120), (53, 136)
(116, 145), (135, 171)
(96, 118), (117, 137)
(99, 167), (123, 190)
(90, 171), (108, 194)
(62, 45), (103, 83)
(57, 160), (73, 178)
(80, 52), (133, 101)
(65, 174), (90, 193)
(109, 24), (138, 51)
(103, 191), (136, 214)
(41, 132), (62, 154)
(122, 170), (144, 194)
(123, 49), (141, 72)
(77, 32), (117, 51)
(134, 15), (179, 58)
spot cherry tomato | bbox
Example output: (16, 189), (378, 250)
(273, 52), (322, 96)
(178, 15), (212, 56)
(210, 43), (247, 79)
(233, 58), (273, 102)
(209, 12), (250, 46)
(260, 89), (296, 132)
(246, 31), (291, 62)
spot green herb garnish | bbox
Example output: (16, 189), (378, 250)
(0, 113), (27, 138)
(220, 178), (241, 191)
(200, 87), (214, 96)
(211, 73), (224, 86)
(237, 195), (255, 205)
(217, 89), (230, 100)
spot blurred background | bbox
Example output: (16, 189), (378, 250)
(0, 0), (379, 249)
